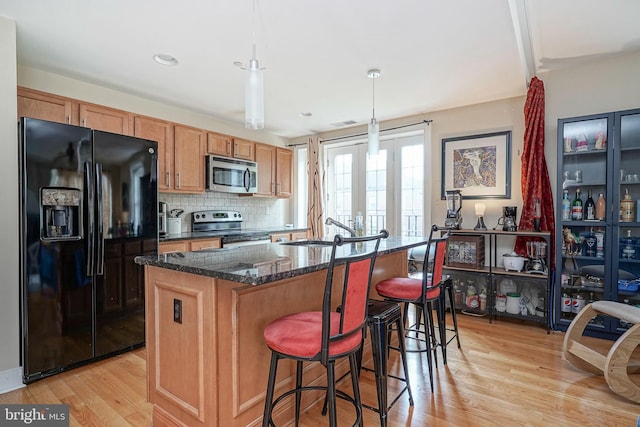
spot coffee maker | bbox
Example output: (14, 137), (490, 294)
(497, 206), (518, 231)
(444, 190), (463, 229)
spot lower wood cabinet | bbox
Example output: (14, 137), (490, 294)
(159, 238), (221, 254)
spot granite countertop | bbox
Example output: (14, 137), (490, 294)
(160, 226), (309, 242)
(136, 235), (428, 285)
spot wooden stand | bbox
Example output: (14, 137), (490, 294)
(563, 301), (640, 404)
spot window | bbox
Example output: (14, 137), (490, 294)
(324, 131), (428, 236)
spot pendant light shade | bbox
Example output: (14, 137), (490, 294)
(367, 69), (381, 156)
(246, 56), (264, 130)
(245, 0), (264, 130)
(368, 118), (379, 156)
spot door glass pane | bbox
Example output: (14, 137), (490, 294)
(334, 153), (353, 229)
(401, 144), (424, 236)
(366, 150), (387, 234)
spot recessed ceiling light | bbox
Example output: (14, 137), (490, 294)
(153, 54), (178, 66)
(299, 112), (312, 117)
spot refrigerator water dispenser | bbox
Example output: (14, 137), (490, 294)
(41, 187), (81, 240)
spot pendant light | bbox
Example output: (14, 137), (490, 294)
(245, 0), (264, 130)
(367, 69), (381, 156)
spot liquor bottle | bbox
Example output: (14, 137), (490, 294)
(584, 190), (596, 220)
(620, 188), (635, 222)
(561, 190), (571, 221)
(572, 188), (583, 221)
(595, 193), (606, 220)
(583, 227), (596, 257)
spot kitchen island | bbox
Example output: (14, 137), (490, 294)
(135, 236), (428, 427)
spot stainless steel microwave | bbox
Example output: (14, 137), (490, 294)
(206, 155), (258, 193)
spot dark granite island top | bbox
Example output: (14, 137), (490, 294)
(135, 235), (428, 285)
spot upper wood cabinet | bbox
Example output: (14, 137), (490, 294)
(254, 143), (292, 198)
(173, 125), (206, 193)
(207, 132), (233, 157)
(207, 133), (255, 161)
(233, 138), (255, 160)
(80, 103), (132, 135)
(134, 116), (174, 192)
(17, 87), (78, 125)
(275, 148), (293, 197)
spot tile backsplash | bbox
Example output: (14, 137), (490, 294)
(160, 192), (289, 232)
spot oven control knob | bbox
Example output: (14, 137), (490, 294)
(201, 213), (206, 220)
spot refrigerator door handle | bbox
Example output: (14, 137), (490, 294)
(95, 162), (105, 276)
(84, 162), (95, 275)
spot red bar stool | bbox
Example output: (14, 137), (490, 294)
(374, 226), (453, 392)
(262, 230), (388, 427)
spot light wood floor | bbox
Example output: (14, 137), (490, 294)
(2, 312), (639, 426)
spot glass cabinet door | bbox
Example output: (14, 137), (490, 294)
(557, 114), (611, 327)
(614, 109), (640, 330)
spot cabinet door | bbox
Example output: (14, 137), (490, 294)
(190, 239), (221, 251)
(557, 113), (612, 328)
(80, 103), (132, 135)
(291, 231), (308, 240)
(615, 109), (640, 327)
(17, 87), (77, 125)
(159, 241), (188, 254)
(276, 148), (293, 198)
(207, 132), (233, 157)
(173, 125), (205, 193)
(270, 233), (290, 242)
(135, 116), (174, 191)
(233, 138), (255, 160)
(255, 143), (276, 196)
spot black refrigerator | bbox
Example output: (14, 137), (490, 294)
(18, 117), (158, 383)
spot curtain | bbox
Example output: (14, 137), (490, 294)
(515, 76), (555, 270)
(306, 136), (325, 239)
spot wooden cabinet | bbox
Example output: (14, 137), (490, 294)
(173, 125), (206, 193)
(189, 238), (222, 251)
(276, 148), (293, 197)
(79, 103), (132, 135)
(134, 116), (174, 192)
(207, 132), (233, 157)
(159, 238), (222, 254)
(159, 241), (188, 254)
(254, 144), (293, 198)
(270, 230), (308, 242)
(17, 87), (77, 124)
(207, 134), (255, 160)
(17, 87), (132, 136)
(232, 138), (255, 160)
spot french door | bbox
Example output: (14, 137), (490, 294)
(325, 132), (426, 236)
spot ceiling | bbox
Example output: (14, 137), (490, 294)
(2, 0), (640, 139)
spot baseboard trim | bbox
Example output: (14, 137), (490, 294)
(0, 367), (24, 395)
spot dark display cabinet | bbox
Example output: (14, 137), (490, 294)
(556, 108), (640, 339)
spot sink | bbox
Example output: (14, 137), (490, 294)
(279, 239), (333, 247)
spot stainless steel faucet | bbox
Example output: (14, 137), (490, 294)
(325, 217), (357, 237)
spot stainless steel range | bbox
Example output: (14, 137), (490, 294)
(191, 210), (271, 248)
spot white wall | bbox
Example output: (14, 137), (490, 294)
(0, 16), (22, 393)
(540, 51), (640, 202)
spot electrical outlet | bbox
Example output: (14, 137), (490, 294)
(173, 299), (182, 324)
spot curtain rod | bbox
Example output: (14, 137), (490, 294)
(286, 119), (432, 147)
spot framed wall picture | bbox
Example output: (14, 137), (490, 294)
(441, 130), (512, 200)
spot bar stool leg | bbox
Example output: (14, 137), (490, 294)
(295, 360), (303, 426)
(421, 303), (435, 393)
(370, 317), (389, 427)
(263, 353), (279, 427)
(447, 280), (462, 349)
(395, 316), (414, 406)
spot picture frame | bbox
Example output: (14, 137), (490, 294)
(441, 130), (512, 200)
